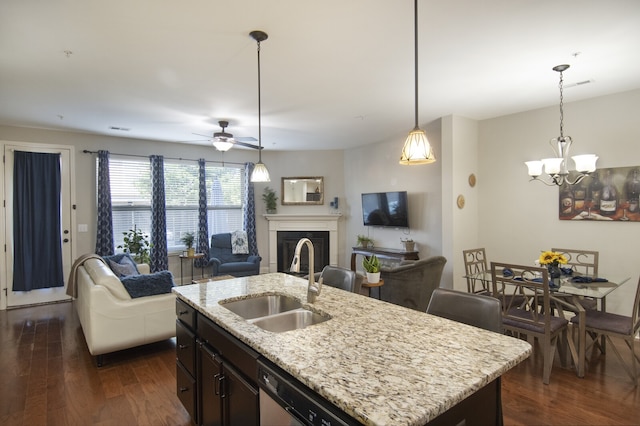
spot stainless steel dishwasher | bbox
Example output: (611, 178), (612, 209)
(257, 358), (359, 426)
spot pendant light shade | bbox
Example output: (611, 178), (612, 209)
(251, 162), (270, 182)
(249, 30), (271, 183)
(400, 127), (436, 165)
(400, 0), (436, 166)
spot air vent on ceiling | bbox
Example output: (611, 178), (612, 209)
(566, 79), (593, 88)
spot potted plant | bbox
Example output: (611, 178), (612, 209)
(262, 186), (278, 214)
(118, 225), (151, 264)
(181, 232), (196, 257)
(356, 234), (374, 248)
(400, 238), (415, 252)
(362, 254), (381, 284)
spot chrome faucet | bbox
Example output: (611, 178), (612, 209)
(289, 238), (322, 303)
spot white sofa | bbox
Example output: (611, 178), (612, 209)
(75, 258), (176, 366)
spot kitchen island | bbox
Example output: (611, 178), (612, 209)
(173, 273), (531, 425)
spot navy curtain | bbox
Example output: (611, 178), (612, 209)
(195, 158), (209, 268)
(244, 162), (258, 255)
(150, 155), (168, 272)
(13, 151), (64, 291)
(95, 150), (114, 255)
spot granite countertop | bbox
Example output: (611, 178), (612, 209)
(173, 273), (531, 426)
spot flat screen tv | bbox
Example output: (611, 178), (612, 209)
(362, 191), (409, 228)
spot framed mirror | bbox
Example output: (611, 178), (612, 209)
(281, 177), (324, 205)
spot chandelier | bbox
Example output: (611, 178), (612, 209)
(525, 64), (598, 186)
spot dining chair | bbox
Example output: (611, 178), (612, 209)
(569, 276), (640, 385)
(463, 248), (490, 295)
(491, 262), (574, 385)
(551, 248), (599, 311)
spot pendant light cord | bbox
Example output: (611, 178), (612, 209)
(257, 39), (263, 162)
(558, 69), (564, 138)
(413, 0), (419, 129)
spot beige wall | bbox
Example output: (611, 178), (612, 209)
(478, 89), (640, 316)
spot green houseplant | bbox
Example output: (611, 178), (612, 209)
(181, 232), (196, 256)
(356, 234), (374, 248)
(362, 254), (381, 284)
(262, 186), (278, 214)
(118, 226), (151, 264)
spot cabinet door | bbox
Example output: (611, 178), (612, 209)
(176, 320), (196, 375)
(199, 344), (224, 426)
(176, 362), (197, 424)
(224, 362), (259, 426)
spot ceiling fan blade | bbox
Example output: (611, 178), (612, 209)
(232, 140), (263, 150)
(193, 132), (213, 138)
(178, 139), (211, 143)
(235, 136), (257, 142)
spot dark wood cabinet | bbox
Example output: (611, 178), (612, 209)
(176, 299), (259, 426)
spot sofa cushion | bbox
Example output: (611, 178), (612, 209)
(103, 253), (140, 277)
(83, 258), (132, 300)
(120, 271), (175, 298)
(107, 257), (140, 278)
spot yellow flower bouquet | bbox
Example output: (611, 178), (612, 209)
(538, 251), (568, 267)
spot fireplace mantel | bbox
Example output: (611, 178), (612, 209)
(265, 214), (341, 272)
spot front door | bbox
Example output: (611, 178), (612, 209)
(3, 142), (74, 308)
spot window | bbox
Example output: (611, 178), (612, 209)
(105, 157), (244, 252)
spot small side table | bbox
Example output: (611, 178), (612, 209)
(179, 253), (205, 285)
(361, 278), (384, 300)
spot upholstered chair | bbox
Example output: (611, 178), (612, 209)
(379, 256), (447, 312)
(208, 233), (261, 277)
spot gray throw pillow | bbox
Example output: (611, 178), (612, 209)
(108, 257), (139, 278)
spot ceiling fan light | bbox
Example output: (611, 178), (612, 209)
(212, 140), (234, 152)
(250, 161), (270, 182)
(399, 128), (436, 165)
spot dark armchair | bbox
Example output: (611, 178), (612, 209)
(208, 233), (261, 277)
(379, 256), (447, 312)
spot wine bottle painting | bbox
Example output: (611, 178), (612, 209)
(559, 166), (640, 222)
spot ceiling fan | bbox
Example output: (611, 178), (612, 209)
(192, 120), (261, 151)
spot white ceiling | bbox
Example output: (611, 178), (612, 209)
(1, 0), (640, 152)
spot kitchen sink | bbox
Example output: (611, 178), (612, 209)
(248, 308), (331, 333)
(220, 295), (303, 320)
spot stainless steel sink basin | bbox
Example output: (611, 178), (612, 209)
(220, 295), (303, 320)
(248, 308), (331, 333)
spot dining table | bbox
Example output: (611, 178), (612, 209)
(463, 269), (631, 378)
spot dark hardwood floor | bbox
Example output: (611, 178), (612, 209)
(0, 301), (638, 425)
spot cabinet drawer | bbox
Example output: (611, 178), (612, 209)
(176, 362), (197, 424)
(176, 298), (196, 329)
(197, 314), (259, 384)
(176, 320), (196, 375)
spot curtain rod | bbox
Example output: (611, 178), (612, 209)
(82, 149), (246, 166)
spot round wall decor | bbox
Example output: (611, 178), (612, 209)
(457, 195), (465, 209)
(468, 173), (476, 187)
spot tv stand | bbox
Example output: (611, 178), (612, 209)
(350, 246), (419, 271)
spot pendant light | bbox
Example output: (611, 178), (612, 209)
(249, 30), (271, 182)
(525, 64), (598, 186)
(399, 0), (436, 165)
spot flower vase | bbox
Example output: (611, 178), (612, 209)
(547, 264), (561, 279)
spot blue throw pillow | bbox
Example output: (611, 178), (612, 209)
(120, 271), (175, 298)
(103, 253), (140, 277)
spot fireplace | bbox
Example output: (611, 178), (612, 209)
(265, 214), (341, 273)
(277, 231), (330, 274)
